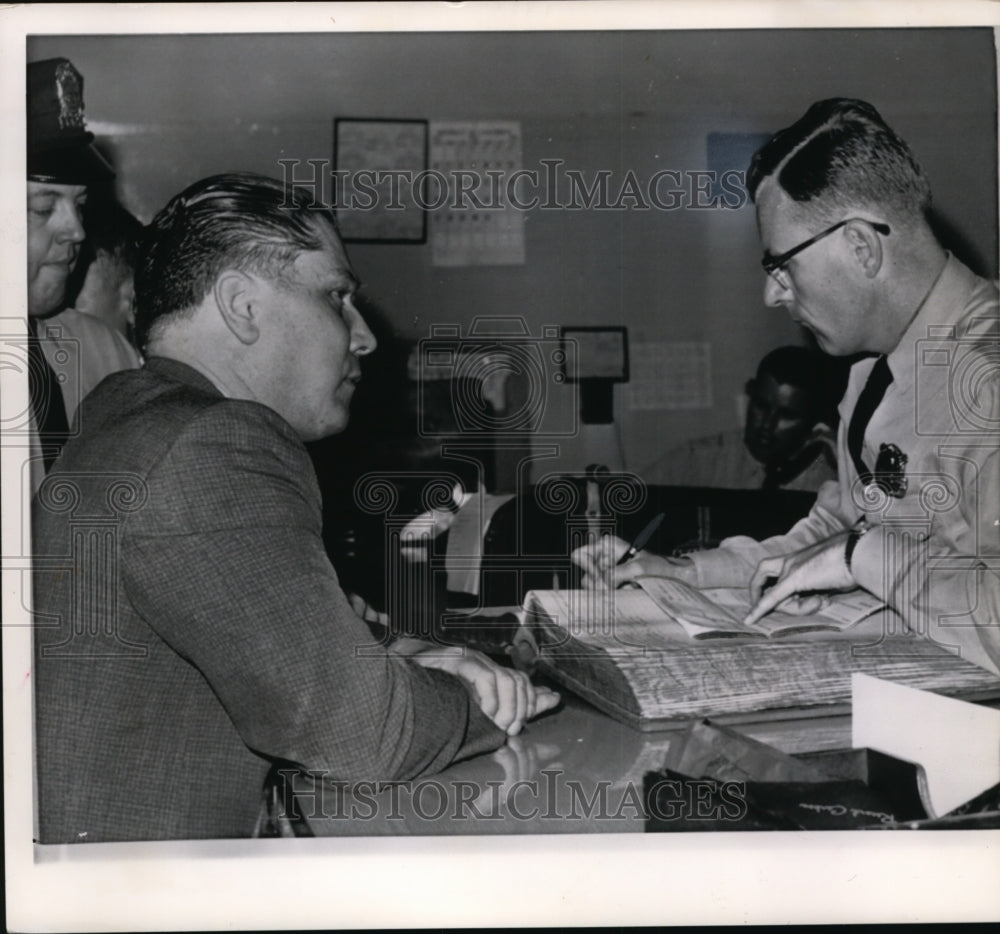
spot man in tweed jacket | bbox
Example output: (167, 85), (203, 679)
(33, 173), (557, 843)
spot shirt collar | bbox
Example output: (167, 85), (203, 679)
(885, 253), (979, 385)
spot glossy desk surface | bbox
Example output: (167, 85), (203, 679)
(307, 692), (855, 837)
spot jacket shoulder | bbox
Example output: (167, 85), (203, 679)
(67, 365), (307, 481)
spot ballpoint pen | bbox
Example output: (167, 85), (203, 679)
(615, 512), (666, 566)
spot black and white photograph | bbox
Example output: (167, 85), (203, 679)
(3, 2), (999, 929)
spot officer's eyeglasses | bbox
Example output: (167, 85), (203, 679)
(761, 219), (891, 289)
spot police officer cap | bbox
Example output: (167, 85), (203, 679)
(27, 57), (114, 185)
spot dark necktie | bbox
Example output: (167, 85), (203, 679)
(847, 355), (892, 487)
(27, 318), (70, 473)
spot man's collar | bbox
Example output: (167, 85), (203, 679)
(143, 355), (224, 398)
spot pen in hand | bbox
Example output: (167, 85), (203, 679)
(615, 512), (666, 566)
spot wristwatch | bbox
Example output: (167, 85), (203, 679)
(844, 521), (871, 574)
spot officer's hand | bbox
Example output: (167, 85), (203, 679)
(570, 534), (697, 589)
(745, 533), (856, 626)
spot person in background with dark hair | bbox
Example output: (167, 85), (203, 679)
(33, 172), (558, 844)
(642, 345), (840, 493)
(68, 189), (143, 346)
(574, 98), (999, 677)
(25, 58), (140, 492)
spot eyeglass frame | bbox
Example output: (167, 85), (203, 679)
(761, 218), (891, 286)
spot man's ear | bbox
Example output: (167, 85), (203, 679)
(844, 220), (884, 278)
(212, 270), (261, 345)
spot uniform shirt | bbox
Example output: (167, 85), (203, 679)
(28, 307), (141, 494)
(688, 255), (1000, 676)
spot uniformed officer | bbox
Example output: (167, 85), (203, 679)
(26, 57), (140, 488)
(574, 98), (1000, 676)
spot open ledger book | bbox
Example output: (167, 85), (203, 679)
(613, 575), (883, 639)
(520, 577), (1000, 730)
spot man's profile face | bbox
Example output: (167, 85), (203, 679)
(27, 181), (87, 317)
(743, 372), (814, 467)
(755, 178), (870, 356)
(252, 219), (376, 441)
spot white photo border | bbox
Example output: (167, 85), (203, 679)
(3, 2), (1000, 930)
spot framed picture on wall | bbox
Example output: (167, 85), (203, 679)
(560, 326), (630, 382)
(333, 117), (428, 243)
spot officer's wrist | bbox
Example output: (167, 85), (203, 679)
(844, 521), (871, 575)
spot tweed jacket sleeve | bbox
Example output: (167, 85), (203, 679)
(121, 398), (505, 781)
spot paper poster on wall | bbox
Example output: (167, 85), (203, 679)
(627, 341), (713, 410)
(334, 118), (428, 242)
(429, 120), (526, 267)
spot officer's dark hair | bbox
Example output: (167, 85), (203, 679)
(134, 172), (337, 352)
(746, 98), (931, 227)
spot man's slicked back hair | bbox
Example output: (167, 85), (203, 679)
(746, 98), (931, 226)
(134, 172), (336, 352)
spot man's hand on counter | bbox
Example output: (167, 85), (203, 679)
(392, 638), (561, 736)
(571, 534), (698, 589)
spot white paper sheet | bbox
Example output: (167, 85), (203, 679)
(851, 673), (1000, 818)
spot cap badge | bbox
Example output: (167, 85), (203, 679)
(54, 61), (85, 131)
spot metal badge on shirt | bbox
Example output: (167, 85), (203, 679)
(872, 442), (909, 498)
